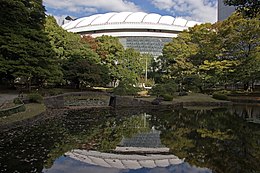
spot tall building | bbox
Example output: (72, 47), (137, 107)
(62, 12), (200, 57)
(218, 0), (236, 21)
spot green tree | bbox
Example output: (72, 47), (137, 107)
(45, 16), (110, 88)
(162, 31), (198, 91)
(62, 56), (109, 88)
(0, 0), (62, 89)
(95, 35), (124, 84)
(160, 14), (260, 92)
(118, 48), (143, 83)
(93, 36), (143, 86)
(224, 0), (260, 18)
(219, 14), (260, 90)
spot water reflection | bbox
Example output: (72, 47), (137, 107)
(0, 105), (259, 173)
(230, 104), (260, 124)
(43, 156), (211, 173)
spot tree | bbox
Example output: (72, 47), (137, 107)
(92, 36), (144, 86)
(160, 13), (260, 92)
(62, 56), (109, 88)
(219, 14), (260, 90)
(224, 0), (260, 18)
(0, 0), (62, 89)
(45, 16), (110, 88)
(162, 31), (198, 91)
(118, 48), (143, 84)
(95, 36), (124, 84)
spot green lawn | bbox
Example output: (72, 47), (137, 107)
(0, 103), (46, 125)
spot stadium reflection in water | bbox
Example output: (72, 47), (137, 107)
(0, 105), (259, 173)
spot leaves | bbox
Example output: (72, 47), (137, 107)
(159, 13), (260, 91)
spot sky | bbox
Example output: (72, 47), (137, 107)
(43, 0), (218, 24)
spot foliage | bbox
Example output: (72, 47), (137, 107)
(149, 81), (177, 97)
(113, 81), (141, 96)
(212, 92), (228, 100)
(197, 129), (235, 140)
(13, 98), (23, 104)
(224, 0), (260, 18)
(27, 93), (43, 103)
(0, 0), (62, 89)
(178, 91), (188, 96)
(45, 16), (110, 88)
(89, 36), (144, 85)
(161, 94), (174, 101)
(156, 13), (260, 92)
(144, 78), (155, 87)
(62, 56), (110, 88)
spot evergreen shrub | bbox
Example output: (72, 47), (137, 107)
(149, 82), (177, 97)
(212, 93), (228, 100)
(113, 82), (141, 96)
(162, 94), (173, 101)
(27, 93), (43, 103)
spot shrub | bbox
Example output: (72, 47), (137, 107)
(212, 93), (228, 100)
(178, 91), (188, 96)
(113, 82), (141, 96)
(162, 94), (173, 101)
(13, 98), (23, 104)
(27, 93), (43, 103)
(149, 82), (177, 97)
(144, 79), (155, 87)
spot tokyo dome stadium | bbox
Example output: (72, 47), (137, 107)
(62, 12), (200, 57)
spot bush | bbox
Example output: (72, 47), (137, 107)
(149, 82), (177, 97)
(27, 93), (43, 103)
(13, 98), (23, 104)
(113, 82), (141, 96)
(178, 91), (188, 96)
(212, 93), (228, 100)
(162, 94), (173, 101)
(144, 79), (155, 87)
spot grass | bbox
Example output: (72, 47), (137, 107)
(0, 103), (46, 125)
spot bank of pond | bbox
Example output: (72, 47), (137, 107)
(0, 104), (259, 173)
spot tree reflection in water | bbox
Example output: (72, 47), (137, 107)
(0, 106), (259, 173)
(154, 107), (260, 173)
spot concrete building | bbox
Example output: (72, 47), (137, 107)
(218, 0), (236, 21)
(62, 12), (200, 57)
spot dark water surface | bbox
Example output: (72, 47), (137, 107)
(0, 105), (259, 173)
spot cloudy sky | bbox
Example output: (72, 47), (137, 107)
(43, 0), (217, 23)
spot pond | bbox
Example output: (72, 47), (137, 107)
(0, 105), (259, 173)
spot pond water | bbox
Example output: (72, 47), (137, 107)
(0, 105), (259, 173)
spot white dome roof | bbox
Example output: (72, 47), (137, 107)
(62, 12), (200, 31)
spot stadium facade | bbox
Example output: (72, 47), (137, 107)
(62, 12), (200, 57)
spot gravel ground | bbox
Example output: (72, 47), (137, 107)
(0, 93), (18, 108)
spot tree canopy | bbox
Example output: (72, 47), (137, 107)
(224, 0), (260, 18)
(0, 0), (62, 89)
(160, 13), (260, 92)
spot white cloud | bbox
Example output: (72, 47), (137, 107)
(43, 0), (141, 13)
(149, 0), (217, 23)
